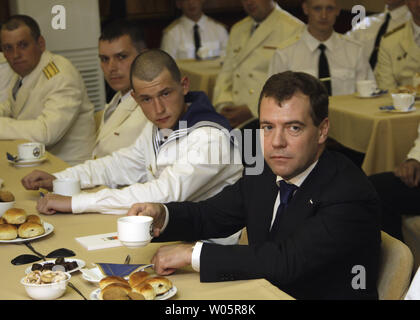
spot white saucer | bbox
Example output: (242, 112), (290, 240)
(379, 106), (417, 113)
(8, 156), (47, 167)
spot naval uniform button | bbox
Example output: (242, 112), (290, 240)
(249, 89), (254, 94)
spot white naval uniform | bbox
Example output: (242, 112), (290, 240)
(268, 28), (374, 96)
(375, 20), (420, 90)
(92, 91), (147, 159)
(212, 5), (304, 121)
(0, 50), (95, 165)
(0, 53), (15, 103)
(54, 121), (243, 245)
(347, 5), (411, 60)
(161, 14), (229, 60)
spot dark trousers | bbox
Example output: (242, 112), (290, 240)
(369, 172), (420, 241)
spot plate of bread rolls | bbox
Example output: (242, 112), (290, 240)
(0, 208), (53, 242)
(90, 271), (176, 300)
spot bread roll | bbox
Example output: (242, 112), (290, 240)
(0, 224), (17, 240)
(0, 217), (6, 225)
(3, 208), (26, 225)
(128, 270), (149, 288)
(132, 282), (156, 300)
(99, 276), (129, 290)
(144, 276), (173, 295)
(26, 215), (42, 225)
(0, 190), (14, 202)
(100, 283), (133, 300)
(18, 222), (45, 238)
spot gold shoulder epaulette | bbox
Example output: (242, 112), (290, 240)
(42, 61), (60, 79)
(383, 23), (406, 38)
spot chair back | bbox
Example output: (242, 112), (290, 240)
(378, 231), (414, 300)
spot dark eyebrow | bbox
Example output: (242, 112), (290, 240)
(285, 120), (305, 126)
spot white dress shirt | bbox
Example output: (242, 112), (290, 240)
(161, 14), (228, 60)
(188, 160), (318, 272)
(347, 5), (412, 60)
(268, 28), (374, 96)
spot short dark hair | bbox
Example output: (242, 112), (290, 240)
(258, 71), (329, 126)
(1, 15), (41, 40)
(130, 49), (181, 89)
(99, 19), (146, 53)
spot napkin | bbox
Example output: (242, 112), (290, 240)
(95, 263), (152, 277)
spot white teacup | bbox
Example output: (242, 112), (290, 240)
(18, 142), (45, 160)
(391, 93), (415, 111)
(53, 178), (81, 196)
(357, 80), (377, 97)
(117, 216), (153, 248)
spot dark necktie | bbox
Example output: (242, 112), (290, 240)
(12, 78), (22, 100)
(193, 24), (201, 59)
(318, 44), (332, 96)
(269, 180), (298, 239)
(369, 12), (391, 70)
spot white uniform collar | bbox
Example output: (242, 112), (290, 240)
(180, 14), (206, 29)
(385, 4), (409, 20)
(276, 159), (318, 188)
(303, 27), (336, 53)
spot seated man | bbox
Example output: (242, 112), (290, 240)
(0, 51), (14, 102)
(213, 0), (304, 129)
(127, 71), (381, 300)
(375, 0), (420, 90)
(0, 15), (95, 165)
(369, 122), (420, 241)
(22, 49), (243, 245)
(161, 0), (228, 60)
(94, 19), (148, 159)
(347, 0), (411, 70)
(268, 0), (374, 96)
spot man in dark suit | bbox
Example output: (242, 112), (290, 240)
(128, 71), (381, 300)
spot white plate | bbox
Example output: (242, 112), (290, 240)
(90, 285), (177, 300)
(81, 264), (154, 283)
(7, 156), (47, 167)
(25, 258), (86, 274)
(0, 222), (54, 243)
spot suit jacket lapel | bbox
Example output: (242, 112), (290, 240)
(276, 152), (336, 241)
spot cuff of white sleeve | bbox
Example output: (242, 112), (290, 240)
(191, 241), (203, 272)
(160, 205), (170, 233)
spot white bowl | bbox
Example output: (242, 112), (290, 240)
(20, 272), (71, 300)
(0, 201), (15, 217)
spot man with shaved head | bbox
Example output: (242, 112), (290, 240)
(22, 49), (243, 245)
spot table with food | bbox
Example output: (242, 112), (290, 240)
(0, 140), (294, 300)
(328, 88), (420, 176)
